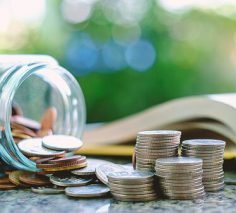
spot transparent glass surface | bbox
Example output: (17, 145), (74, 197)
(0, 55), (86, 171)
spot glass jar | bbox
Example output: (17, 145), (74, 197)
(0, 55), (86, 172)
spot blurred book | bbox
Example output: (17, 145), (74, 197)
(77, 94), (236, 159)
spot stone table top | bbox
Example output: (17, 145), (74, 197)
(0, 165), (236, 213)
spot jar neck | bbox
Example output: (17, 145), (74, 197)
(0, 62), (86, 171)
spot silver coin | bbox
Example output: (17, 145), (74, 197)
(107, 171), (154, 182)
(157, 176), (202, 183)
(110, 188), (156, 195)
(156, 171), (203, 178)
(95, 163), (125, 185)
(155, 167), (203, 174)
(181, 147), (224, 153)
(108, 182), (154, 189)
(138, 130), (181, 137)
(182, 139), (225, 146)
(65, 184), (110, 198)
(109, 186), (155, 193)
(42, 135), (83, 151)
(111, 192), (158, 199)
(18, 138), (65, 157)
(136, 143), (179, 148)
(50, 174), (94, 187)
(108, 178), (154, 185)
(160, 183), (203, 190)
(31, 186), (64, 194)
(71, 159), (110, 176)
(164, 189), (205, 197)
(156, 157), (202, 166)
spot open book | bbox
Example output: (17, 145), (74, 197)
(78, 94), (236, 158)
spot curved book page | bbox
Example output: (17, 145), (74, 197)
(83, 94), (236, 146)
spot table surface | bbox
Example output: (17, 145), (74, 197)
(0, 158), (236, 213)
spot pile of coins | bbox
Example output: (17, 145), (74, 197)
(135, 130), (181, 171)
(108, 171), (158, 202)
(181, 139), (225, 192)
(0, 159), (128, 197)
(155, 157), (205, 200)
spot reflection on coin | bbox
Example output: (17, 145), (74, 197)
(95, 163), (125, 185)
(0, 183), (17, 190)
(182, 139), (225, 147)
(72, 159), (109, 176)
(156, 157), (202, 166)
(9, 171), (30, 187)
(50, 174), (94, 187)
(19, 172), (50, 186)
(31, 185), (64, 194)
(65, 184), (110, 198)
(107, 171), (154, 182)
(138, 130), (181, 137)
(18, 138), (65, 157)
(42, 135), (83, 151)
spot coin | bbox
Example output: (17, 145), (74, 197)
(107, 171), (154, 182)
(156, 157), (203, 166)
(65, 184), (110, 198)
(19, 172), (51, 186)
(0, 183), (17, 190)
(182, 139), (225, 147)
(42, 135), (83, 151)
(0, 177), (11, 184)
(95, 163), (125, 185)
(11, 115), (41, 131)
(9, 171), (30, 187)
(72, 158), (109, 176)
(111, 192), (158, 200)
(43, 161), (87, 172)
(108, 182), (154, 189)
(31, 185), (65, 194)
(138, 130), (181, 137)
(40, 107), (57, 132)
(18, 138), (65, 157)
(48, 156), (82, 164)
(50, 174), (94, 187)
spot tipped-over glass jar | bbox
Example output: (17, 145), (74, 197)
(0, 55), (86, 171)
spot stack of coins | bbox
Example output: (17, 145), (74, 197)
(135, 130), (181, 171)
(155, 157), (205, 200)
(108, 171), (158, 202)
(181, 139), (225, 192)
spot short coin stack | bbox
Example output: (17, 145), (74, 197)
(181, 139), (225, 192)
(155, 157), (205, 200)
(135, 130), (181, 171)
(108, 171), (158, 202)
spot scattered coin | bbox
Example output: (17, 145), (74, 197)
(0, 183), (17, 190)
(65, 184), (110, 198)
(50, 173), (94, 187)
(31, 185), (64, 194)
(95, 163), (126, 185)
(18, 138), (65, 157)
(72, 158), (109, 176)
(19, 172), (51, 186)
(8, 171), (30, 187)
(42, 135), (83, 151)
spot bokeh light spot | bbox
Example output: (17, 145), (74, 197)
(102, 41), (127, 71)
(125, 40), (156, 71)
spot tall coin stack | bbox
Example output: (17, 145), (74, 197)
(181, 139), (225, 192)
(108, 171), (158, 202)
(135, 130), (181, 171)
(155, 157), (205, 200)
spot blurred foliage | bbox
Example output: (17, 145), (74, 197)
(1, 0), (236, 122)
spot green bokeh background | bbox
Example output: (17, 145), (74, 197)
(1, 0), (236, 122)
